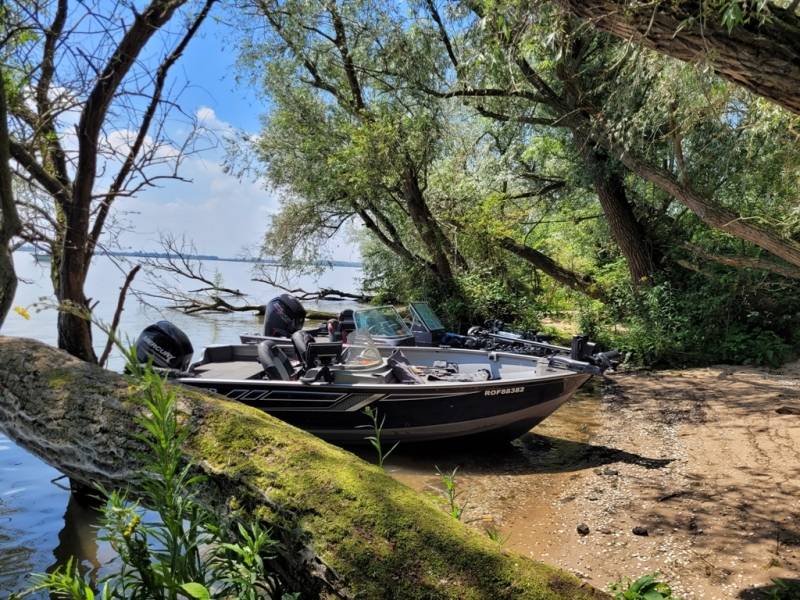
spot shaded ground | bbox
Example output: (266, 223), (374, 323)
(390, 363), (800, 599)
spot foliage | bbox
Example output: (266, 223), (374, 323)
(233, 0), (800, 370)
(608, 573), (680, 600)
(764, 578), (800, 600)
(14, 346), (295, 600)
(435, 466), (467, 520)
(360, 406), (399, 469)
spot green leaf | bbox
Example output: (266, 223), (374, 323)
(180, 582), (211, 600)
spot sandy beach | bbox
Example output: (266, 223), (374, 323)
(393, 362), (800, 599)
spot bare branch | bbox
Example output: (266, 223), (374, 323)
(98, 264), (141, 367)
(89, 0), (217, 261)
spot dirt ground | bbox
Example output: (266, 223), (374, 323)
(391, 362), (800, 599)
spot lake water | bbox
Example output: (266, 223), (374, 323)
(0, 253), (365, 595)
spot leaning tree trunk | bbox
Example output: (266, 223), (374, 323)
(498, 236), (606, 300)
(0, 337), (607, 600)
(576, 138), (657, 283)
(557, 0), (800, 115)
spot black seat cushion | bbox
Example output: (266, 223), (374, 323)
(257, 341), (293, 380)
(291, 330), (316, 369)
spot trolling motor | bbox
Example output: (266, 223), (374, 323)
(448, 322), (620, 374)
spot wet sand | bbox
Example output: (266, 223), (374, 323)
(389, 364), (800, 599)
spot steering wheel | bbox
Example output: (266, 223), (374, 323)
(367, 322), (391, 336)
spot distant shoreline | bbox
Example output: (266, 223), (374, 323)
(17, 245), (362, 268)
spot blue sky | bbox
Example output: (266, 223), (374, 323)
(114, 7), (358, 261)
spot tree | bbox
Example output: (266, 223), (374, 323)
(0, 64), (21, 329)
(419, 1), (661, 284)
(235, 0), (465, 291)
(423, 1), (800, 280)
(557, 0), (800, 115)
(3, 0), (215, 361)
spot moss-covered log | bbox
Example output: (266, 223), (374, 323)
(0, 337), (607, 600)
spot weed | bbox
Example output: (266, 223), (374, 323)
(484, 523), (509, 546)
(765, 578), (800, 600)
(609, 573), (680, 600)
(435, 466), (467, 520)
(361, 406), (399, 469)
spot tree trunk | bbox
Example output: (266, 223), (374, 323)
(401, 167), (460, 285)
(577, 140), (656, 283)
(0, 64), (21, 329)
(0, 337), (607, 600)
(498, 236), (606, 300)
(57, 202), (96, 362)
(558, 0), (800, 115)
(0, 247), (17, 330)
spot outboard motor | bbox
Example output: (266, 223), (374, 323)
(135, 321), (194, 371)
(262, 294), (306, 337)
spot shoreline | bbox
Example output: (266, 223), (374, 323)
(395, 364), (800, 599)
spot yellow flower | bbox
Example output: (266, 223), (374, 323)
(13, 306), (31, 320)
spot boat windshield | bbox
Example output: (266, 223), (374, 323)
(409, 302), (445, 332)
(353, 306), (412, 339)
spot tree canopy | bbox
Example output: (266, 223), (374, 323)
(236, 0), (800, 364)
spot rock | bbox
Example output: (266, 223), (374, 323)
(602, 467), (619, 476)
(632, 526), (649, 536)
(577, 523), (590, 536)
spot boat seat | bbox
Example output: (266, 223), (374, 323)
(292, 330), (343, 370)
(257, 340), (294, 381)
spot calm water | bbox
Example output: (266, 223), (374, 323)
(0, 254), (364, 595)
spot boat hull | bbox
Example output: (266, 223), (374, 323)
(177, 371), (590, 444)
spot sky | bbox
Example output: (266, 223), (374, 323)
(111, 7), (359, 261)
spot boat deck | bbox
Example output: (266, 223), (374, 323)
(193, 361), (266, 380)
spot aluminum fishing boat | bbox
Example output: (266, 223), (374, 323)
(135, 319), (609, 445)
(240, 296), (618, 372)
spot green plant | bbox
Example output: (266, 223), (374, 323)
(435, 466), (467, 520)
(765, 578), (800, 600)
(14, 339), (295, 600)
(484, 524), (509, 546)
(361, 406), (399, 469)
(609, 573), (680, 600)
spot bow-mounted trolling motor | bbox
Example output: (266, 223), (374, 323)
(449, 321), (620, 375)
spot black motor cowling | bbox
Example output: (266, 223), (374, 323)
(262, 294), (306, 337)
(135, 321), (194, 371)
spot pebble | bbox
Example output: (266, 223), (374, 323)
(632, 526), (649, 536)
(577, 523), (590, 535)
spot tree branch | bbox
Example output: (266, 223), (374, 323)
(498, 236), (605, 300)
(88, 0), (217, 261)
(98, 264), (141, 367)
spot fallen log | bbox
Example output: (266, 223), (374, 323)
(0, 337), (607, 599)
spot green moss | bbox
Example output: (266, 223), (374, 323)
(183, 391), (606, 600)
(46, 369), (73, 390)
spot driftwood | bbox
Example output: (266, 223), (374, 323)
(0, 337), (606, 599)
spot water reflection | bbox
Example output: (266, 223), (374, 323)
(49, 493), (105, 588)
